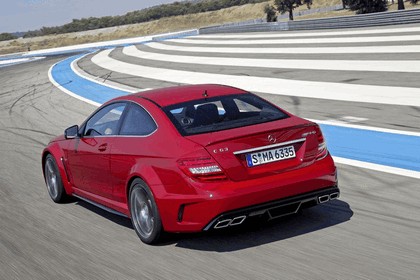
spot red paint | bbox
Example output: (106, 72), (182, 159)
(42, 84), (337, 233)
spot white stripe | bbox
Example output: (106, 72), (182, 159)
(0, 58), (30, 65)
(0, 56), (45, 65)
(308, 119), (420, 137)
(198, 26), (420, 39)
(146, 42), (420, 54)
(91, 49), (420, 107)
(171, 35), (420, 45)
(124, 45), (420, 73)
(333, 157), (420, 179)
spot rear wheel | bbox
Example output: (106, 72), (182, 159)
(129, 179), (163, 244)
(44, 154), (67, 203)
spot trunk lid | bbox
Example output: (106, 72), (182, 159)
(186, 116), (320, 181)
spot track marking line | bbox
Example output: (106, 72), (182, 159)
(333, 157), (420, 179)
(70, 52), (143, 93)
(171, 35), (420, 45)
(308, 119), (420, 137)
(0, 56), (45, 68)
(146, 42), (420, 54)
(337, 116), (369, 123)
(124, 45), (420, 73)
(48, 61), (101, 107)
(91, 49), (420, 107)
(198, 26), (420, 39)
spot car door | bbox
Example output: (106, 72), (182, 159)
(109, 102), (158, 204)
(67, 102), (127, 200)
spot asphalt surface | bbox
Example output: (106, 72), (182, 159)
(1, 28), (420, 279)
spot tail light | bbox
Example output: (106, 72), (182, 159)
(177, 157), (227, 181)
(314, 125), (328, 161)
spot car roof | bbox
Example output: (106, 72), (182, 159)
(132, 84), (248, 107)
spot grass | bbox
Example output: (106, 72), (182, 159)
(1, 1), (418, 55)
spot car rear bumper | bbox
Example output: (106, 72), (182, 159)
(203, 185), (339, 230)
(154, 155), (338, 233)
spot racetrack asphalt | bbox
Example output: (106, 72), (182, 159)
(1, 26), (420, 279)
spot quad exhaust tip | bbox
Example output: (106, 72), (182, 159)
(329, 192), (340, 200)
(318, 195), (330, 204)
(318, 192), (340, 204)
(213, 191), (340, 229)
(214, 215), (247, 229)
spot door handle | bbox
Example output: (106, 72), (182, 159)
(98, 143), (108, 152)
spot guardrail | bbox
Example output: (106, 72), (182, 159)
(199, 21), (287, 33)
(152, 29), (199, 41)
(289, 8), (420, 30)
(199, 8), (420, 34)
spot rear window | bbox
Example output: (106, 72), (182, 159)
(163, 93), (289, 136)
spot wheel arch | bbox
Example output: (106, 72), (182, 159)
(125, 165), (167, 225)
(126, 175), (142, 203)
(42, 145), (73, 195)
(125, 162), (165, 199)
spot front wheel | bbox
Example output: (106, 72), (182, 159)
(129, 179), (163, 244)
(44, 154), (68, 203)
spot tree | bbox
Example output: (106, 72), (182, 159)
(264, 4), (277, 22)
(20, 0), (269, 38)
(0, 33), (17, 41)
(398, 0), (405, 9)
(410, 0), (419, 3)
(273, 0), (313, 21)
(347, 0), (388, 14)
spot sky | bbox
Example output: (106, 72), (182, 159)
(0, 0), (177, 33)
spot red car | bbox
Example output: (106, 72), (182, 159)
(42, 84), (339, 244)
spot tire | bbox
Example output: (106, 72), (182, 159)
(129, 178), (163, 244)
(44, 154), (67, 203)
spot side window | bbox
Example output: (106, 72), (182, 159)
(84, 103), (126, 136)
(120, 104), (157, 136)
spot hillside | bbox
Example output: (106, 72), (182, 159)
(0, 1), (270, 55)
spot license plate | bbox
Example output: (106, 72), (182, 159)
(246, 145), (296, 167)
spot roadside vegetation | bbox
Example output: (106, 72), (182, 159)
(266, 0), (418, 22)
(23, 0), (267, 38)
(292, 1), (418, 20)
(0, 33), (17, 42)
(270, 0), (314, 21)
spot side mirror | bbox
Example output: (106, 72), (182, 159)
(65, 125), (79, 139)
